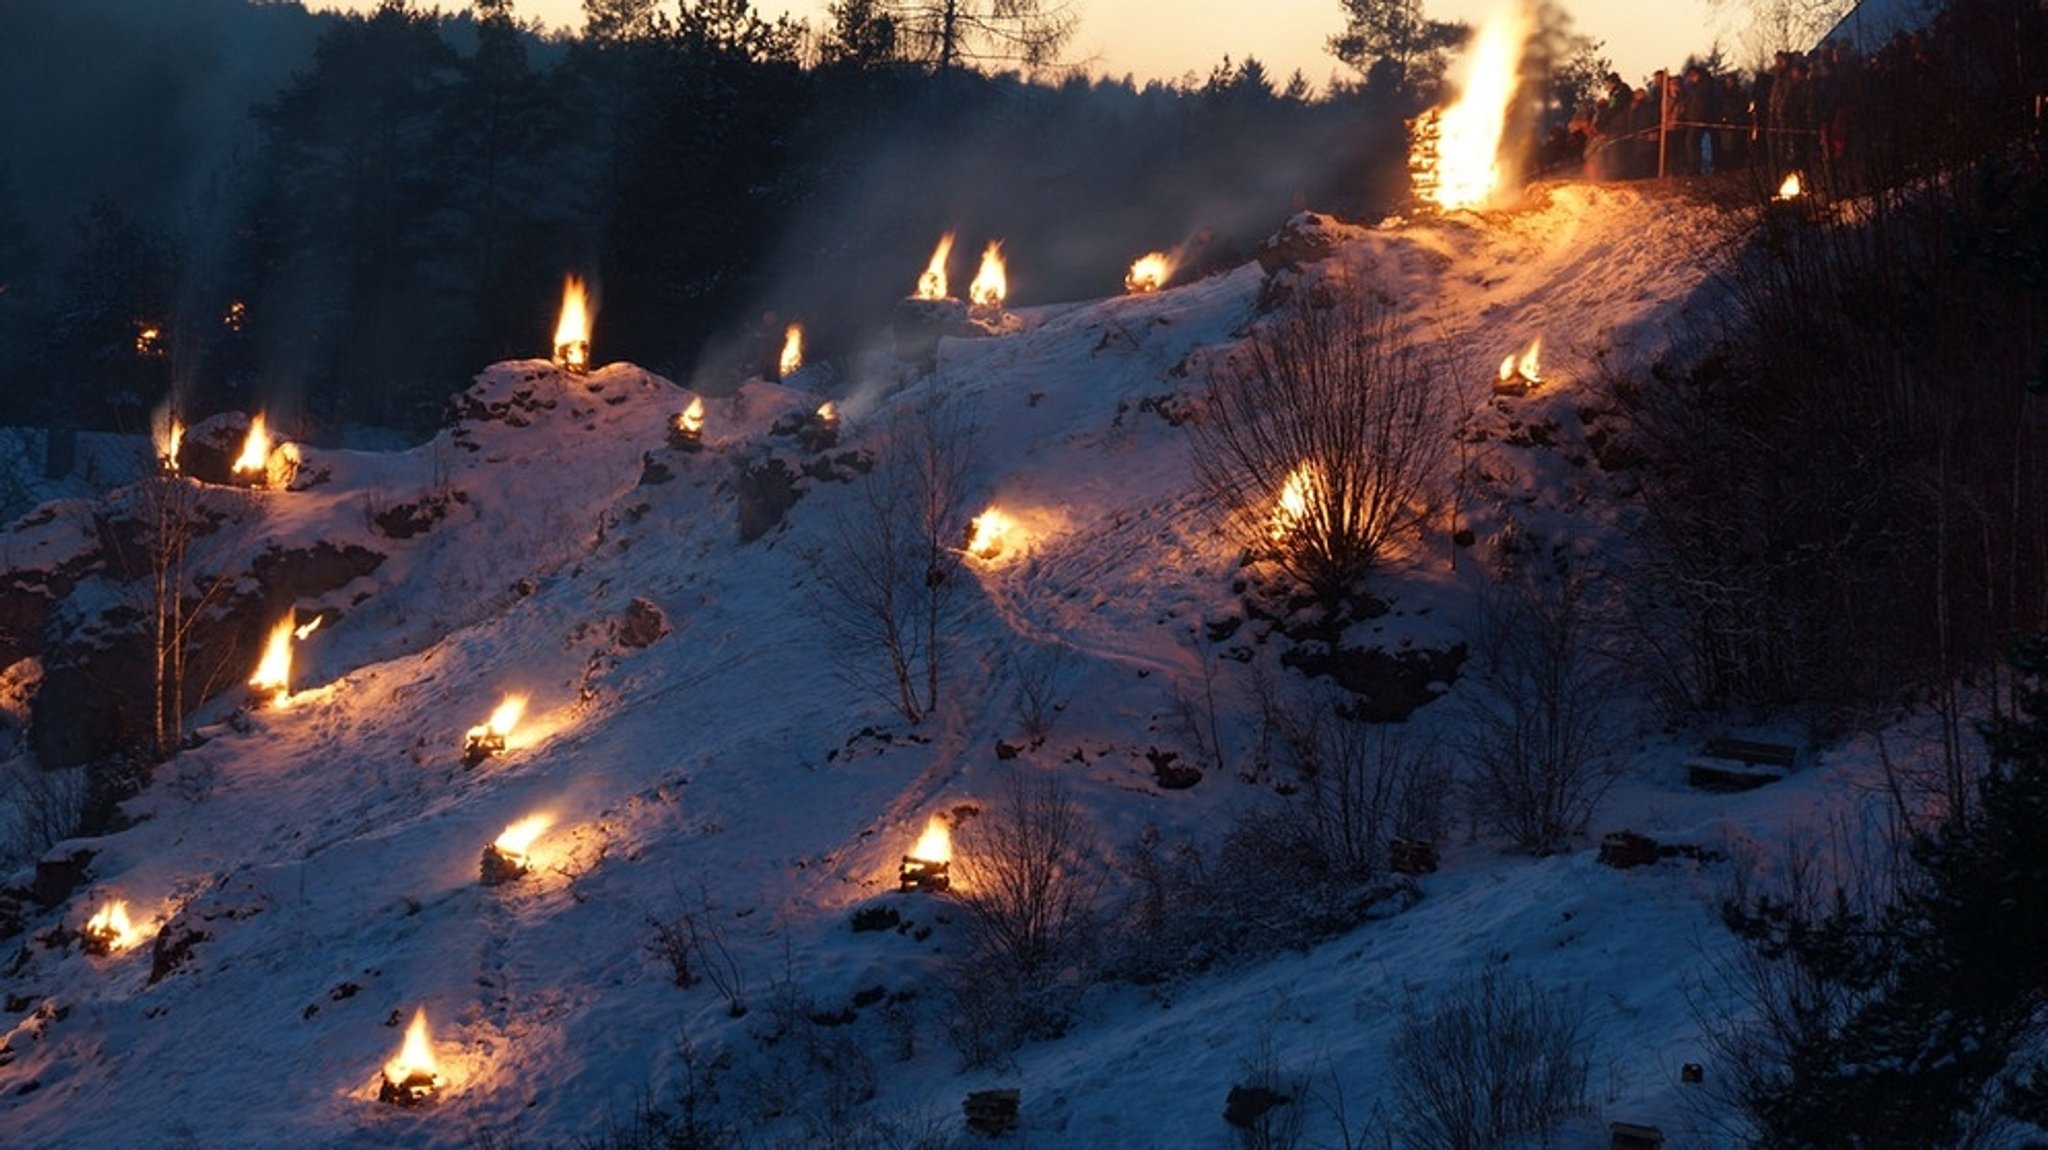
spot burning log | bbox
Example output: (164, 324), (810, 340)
(899, 815), (952, 893)
(1494, 337), (1542, 396)
(463, 694), (527, 767)
(1125, 251), (1173, 295)
(378, 1008), (443, 1106)
(669, 397), (706, 451)
(968, 241), (1007, 319)
(553, 275), (592, 374)
(480, 814), (552, 885)
(1406, 5), (1530, 211)
(799, 401), (840, 454)
(82, 899), (142, 955)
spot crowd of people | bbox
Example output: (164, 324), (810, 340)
(1539, 11), (2021, 190)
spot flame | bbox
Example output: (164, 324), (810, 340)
(677, 397), (705, 435)
(967, 507), (1016, 559)
(910, 815), (951, 863)
(152, 404), (183, 472)
(233, 413), (272, 476)
(915, 233), (954, 300)
(224, 300), (247, 332)
(1125, 252), (1172, 294)
(85, 900), (142, 951)
(1498, 337), (1542, 385)
(1271, 462), (1320, 540)
(779, 323), (804, 377)
(816, 400), (838, 422)
(475, 694), (527, 742)
(1415, 4), (1531, 211)
(553, 275), (592, 371)
(493, 813), (554, 861)
(249, 612), (299, 707)
(969, 241), (1007, 312)
(385, 1007), (441, 1088)
(1775, 172), (1803, 199)
(134, 324), (166, 358)
(294, 615), (324, 642)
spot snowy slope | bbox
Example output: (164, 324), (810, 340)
(0, 183), (1885, 1149)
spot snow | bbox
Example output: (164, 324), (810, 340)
(0, 182), (1912, 1148)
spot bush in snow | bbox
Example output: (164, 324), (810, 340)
(1189, 286), (1452, 604)
(1386, 965), (1593, 1150)
(1458, 554), (1620, 855)
(944, 770), (1104, 1064)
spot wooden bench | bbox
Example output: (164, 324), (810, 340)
(1688, 737), (1799, 792)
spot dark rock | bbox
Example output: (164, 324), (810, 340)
(737, 457), (801, 543)
(963, 1088), (1020, 1138)
(1145, 747), (1202, 790)
(618, 597), (669, 649)
(1281, 643), (1466, 723)
(1255, 212), (1338, 274)
(31, 848), (94, 909)
(1223, 1084), (1291, 1129)
(636, 453), (674, 487)
(372, 491), (465, 539)
(850, 906), (900, 933)
(148, 921), (209, 986)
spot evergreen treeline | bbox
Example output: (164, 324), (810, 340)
(0, 0), (1414, 440)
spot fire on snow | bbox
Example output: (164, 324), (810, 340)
(84, 900), (144, 953)
(1125, 252), (1172, 294)
(915, 234), (954, 300)
(779, 324), (804, 377)
(1271, 462), (1320, 540)
(911, 815), (952, 863)
(249, 611), (318, 708)
(969, 241), (1007, 312)
(967, 506), (1018, 560)
(1411, 3), (1531, 211)
(379, 1007), (443, 1106)
(494, 813), (553, 866)
(1776, 172), (1804, 200)
(464, 693), (528, 765)
(153, 409), (183, 473)
(1499, 337), (1542, 386)
(233, 414), (273, 477)
(553, 275), (592, 373)
(676, 396), (705, 436)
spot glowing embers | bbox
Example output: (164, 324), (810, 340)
(552, 275), (592, 373)
(914, 233), (955, 301)
(463, 694), (528, 767)
(1408, 3), (1532, 211)
(480, 813), (554, 886)
(230, 412), (302, 490)
(900, 815), (952, 893)
(778, 323), (804, 379)
(968, 241), (1007, 316)
(249, 610), (321, 709)
(134, 322), (167, 359)
(1495, 336), (1543, 395)
(670, 396), (707, 451)
(1125, 252), (1173, 295)
(965, 506), (1018, 561)
(1775, 172), (1804, 200)
(82, 899), (144, 955)
(378, 1007), (444, 1107)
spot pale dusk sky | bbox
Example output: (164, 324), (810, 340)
(308, 0), (1735, 89)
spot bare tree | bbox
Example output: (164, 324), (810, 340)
(1460, 554), (1620, 854)
(1706, 0), (1853, 68)
(1190, 288), (1452, 604)
(1387, 966), (1594, 1150)
(809, 398), (976, 724)
(885, 0), (1076, 74)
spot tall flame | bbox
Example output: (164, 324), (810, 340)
(494, 813), (554, 861)
(1775, 172), (1803, 200)
(916, 234), (954, 300)
(969, 241), (1007, 311)
(86, 900), (142, 951)
(910, 815), (952, 863)
(249, 611), (298, 706)
(233, 413), (272, 476)
(779, 324), (804, 378)
(482, 694), (527, 740)
(385, 1007), (441, 1086)
(1419, 4), (1531, 211)
(152, 403), (183, 473)
(1126, 252), (1172, 294)
(553, 276), (592, 371)
(1498, 337), (1542, 384)
(678, 396), (705, 435)
(1271, 462), (1320, 540)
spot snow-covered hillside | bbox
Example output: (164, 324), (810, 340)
(0, 183), (1898, 1149)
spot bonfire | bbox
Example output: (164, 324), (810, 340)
(1408, 4), (1531, 211)
(915, 234), (954, 301)
(778, 323), (804, 379)
(463, 694), (527, 767)
(553, 275), (592, 373)
(82, 900), (143, 955)
(968, 241), (1007, 316)
(1125, 252), (1172, 294)
(1496, 336), (1542, 394)
(378, 1008), (443, 1106)
(481, 813), (553, 885)
(900, 815), (952, 893)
